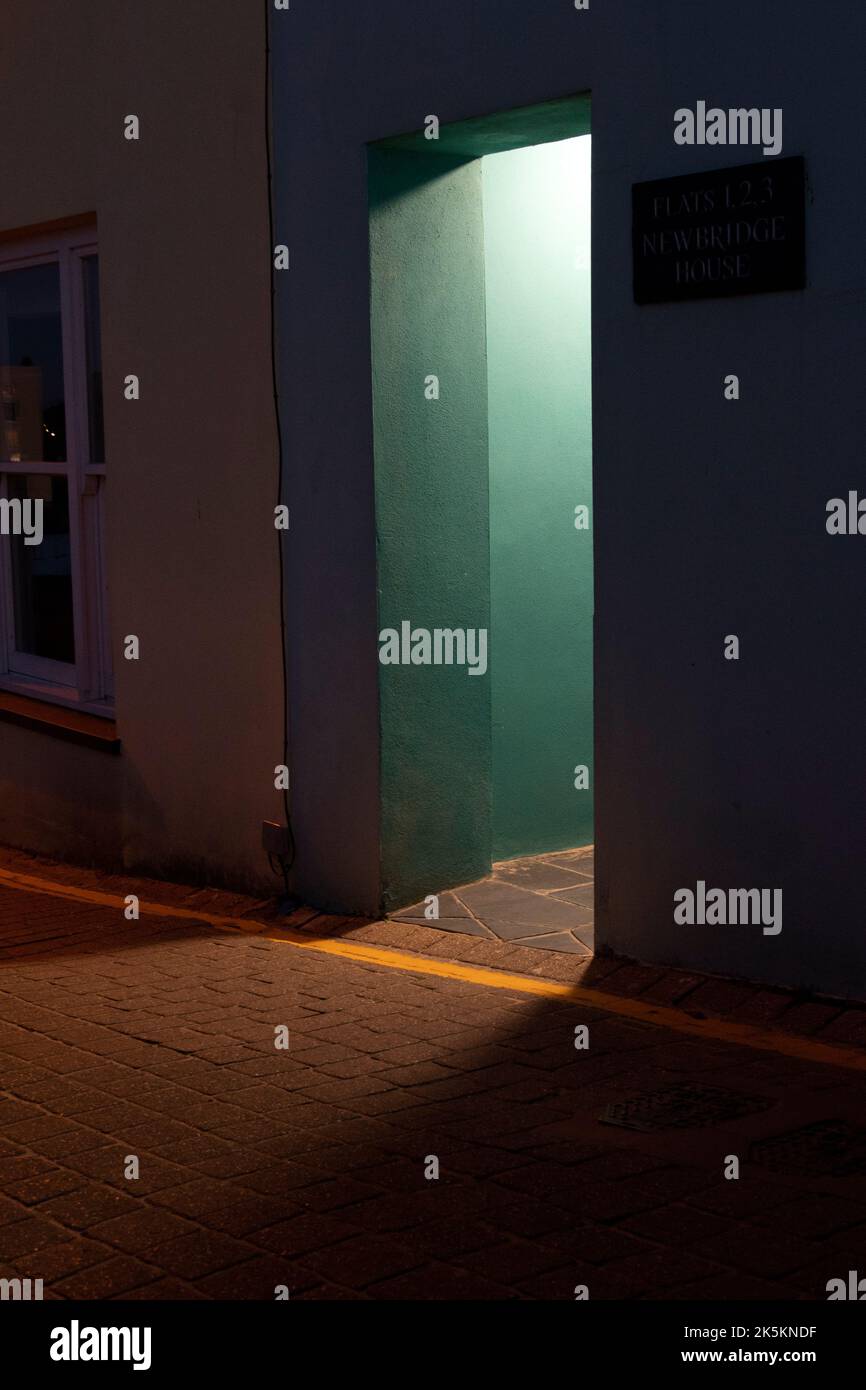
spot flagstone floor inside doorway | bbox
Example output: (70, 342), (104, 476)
(391, 845), (594, 955)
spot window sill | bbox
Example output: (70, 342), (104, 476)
(0, 689), (120, 752)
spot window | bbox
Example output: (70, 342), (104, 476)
(0, 227), (112, 712)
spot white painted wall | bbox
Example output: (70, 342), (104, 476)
(0, 1), (284, 893)
(271, 0), (866, 995)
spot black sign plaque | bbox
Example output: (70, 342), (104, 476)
(632, 156), (806, 304)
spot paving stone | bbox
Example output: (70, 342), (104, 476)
(454, 881), (590, 939)
(458, 1238), (568, 1283)
(3, 850), (866, 1303)
(517, 1261), (616, 1300)
(544, 887), (596, 912)
(776, 1002), (844, 1036)
(0, 1216), (67, 1260)
(367, 1261), (515, 1300)
(665, 1271), (798, 1301)
(698, 1225), (821, 1278)
(198, 1255), (319, 1299)
(252, 1212), (361, 1256)
(819, 1011), (866, 1045)
(752, 1193), (866, 1240)
(195, 1199), (288, 1240)
(2, 1169), (83, 1206)
(541, 851), (594, 873)
(3, 1116), (79, 1145)
(492, 861), (592, 892)
(53, 1255), (162, 1300)
(508, 931), (591, 953)
(0, 1194), (29, 1228)
(300, 1234), (421, 1288)
(88, 1207), (197, 1253)
(120, 1278), (209, 1300)
(607, 1246), (725, 1295)
(622, 1201), (731, 1247)
(141, 1230), (256, 1280)
(393, 892), (479, 923)
(540, 1221), (650, 1265)
(687, 1178), (796, 1221)
(484, 1194), (575, 1239)
(38, 1184), (141, 1230)
(682, 979), (762, 1018)
(14, 1237), (113, 1282)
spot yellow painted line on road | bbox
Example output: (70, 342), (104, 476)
(2, 866), (865, 1072)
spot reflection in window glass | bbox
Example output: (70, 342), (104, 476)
(0, 263), (66, 463)
(10, 474), (75, 664)
(82, 256), (104, 464)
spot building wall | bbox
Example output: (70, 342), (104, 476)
(484, 137), (594, 861)
(370, 152), (492, 911)
(0, 0), (284, 893)
(272, 0), (866, 997)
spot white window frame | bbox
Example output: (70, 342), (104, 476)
(0, 226), (113, 715)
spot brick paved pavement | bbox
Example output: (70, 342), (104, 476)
(1, 847), (866, 1301)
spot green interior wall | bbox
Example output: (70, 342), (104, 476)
(483, 137), (594, 859)
(369, 151), (492, 911)
(369, 98), (591, 910)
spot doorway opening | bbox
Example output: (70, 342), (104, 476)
(369, 96), (593, 949)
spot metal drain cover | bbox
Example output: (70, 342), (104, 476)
(751, 1121), (866, 1177)
(600, 1084), (774, 1132)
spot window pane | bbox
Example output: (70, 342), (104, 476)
(10, 474), (75, 664)
(82, 256), (104, 463)
(0, 263), (66, 463)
